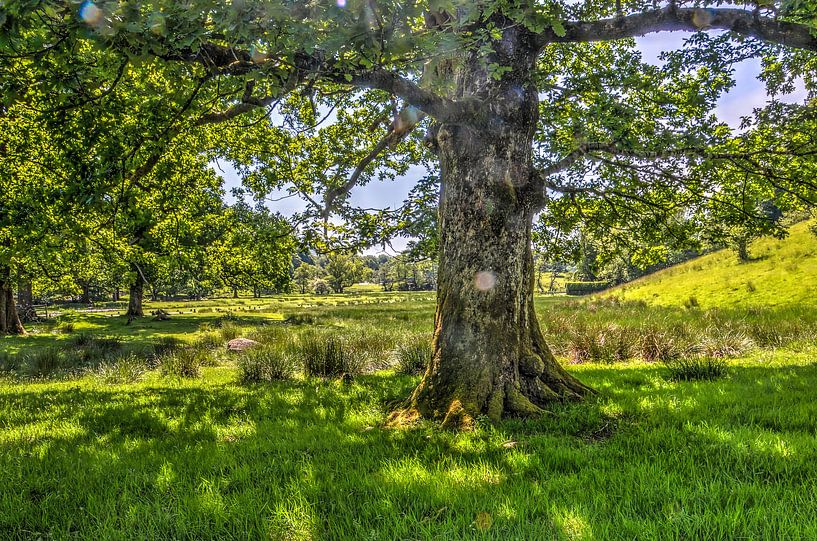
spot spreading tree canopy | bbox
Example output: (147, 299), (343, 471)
(3, 0), (817, 425)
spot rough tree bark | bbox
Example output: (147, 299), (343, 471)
(396, 19), (593, 428)
(125, 264), (145, 321)
(0, 266), (25, 335)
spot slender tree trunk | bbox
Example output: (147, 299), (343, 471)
(16, 281), (37, 322)
(232, 286), (239, 298)
(80, 283), (91, 304)
(125, 265), (144, 321)
(0, 266), (25, 335)
(113, 287), (120, 302)
(736, 237), (750, 262)
(397, 19), (592, 427)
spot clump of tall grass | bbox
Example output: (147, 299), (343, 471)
(22, 348), (75, 377)
(696, 331), (754, 358)
(152, 336), (181, 357)
(218, 321), (242, 341)
(193, 332), (223, 350)
(238, 345), (299, 383)
(393, 338), (432, 375)
(664, 357), (728, 382)
(297, 332), (365, 378)
(639, 326), (682, 363)
(345, 329), (395, 371)
(54, 321), (75, 334)
(93, 354), (147, 384)
(0, 352), (19, 374)
(71, 333), (94, 347)
(284, 313), (318, 326)
(566, 324), (637, 364)
(159, 348), (209, 378)
(248, 325), (288, 345)
(73, 336), (123, 365)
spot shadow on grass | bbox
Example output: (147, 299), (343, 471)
(3, 363), (817, 539)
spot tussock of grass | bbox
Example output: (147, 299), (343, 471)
(394, 336), (432, 375)
(159, 348), (210, 378)
(93, 354), (148, 384)
(238, 344), (299, 383)
(664, 356), (729, 381)
(298, 332), (365, 378)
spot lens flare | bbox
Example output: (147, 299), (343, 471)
(474, 271), (497, 292)
(336, 0), (346, 7)
(79, 1), (103, 25)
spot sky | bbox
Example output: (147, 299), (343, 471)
(215, 29), (808, 255)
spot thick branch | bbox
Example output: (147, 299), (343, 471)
(537, 6), (817, 51)
(322, 108), (426, 216)
(346, 70), (481, 125)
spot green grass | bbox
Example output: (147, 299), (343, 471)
(3, 293), (817, 538)
(607, 220), (817, 309)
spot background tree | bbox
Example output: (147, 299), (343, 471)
(324, 254), (364, 294)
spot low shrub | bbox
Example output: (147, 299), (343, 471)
(664, 357), (728, 382)
(394, 339), (432, 375)
(238, 345), (299, 383)
(159, 348), (208, 378)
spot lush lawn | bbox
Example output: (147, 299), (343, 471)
(607, 220), (817, 309)
(2, 293), (817, 539)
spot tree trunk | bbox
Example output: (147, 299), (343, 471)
(232, 286), (239, 298)
(397, 20), (592, 427)
(16, 281), (38, 323)
(0, 266), (25, 335)
(404, 126), (591, 427)
(113, 287), (120, 302)
(125, 265), (144, 321)
(80, 283), (91, 304)
(736, 237), (750, 262)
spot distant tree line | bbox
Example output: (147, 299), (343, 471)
(292, 253), (437, 295)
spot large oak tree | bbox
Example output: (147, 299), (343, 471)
(4, 0), (817, 425)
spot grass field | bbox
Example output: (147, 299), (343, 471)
(2, 285), (817, 539)
(607, 220), (817, 309)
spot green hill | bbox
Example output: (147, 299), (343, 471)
(606, 221), (817, 309)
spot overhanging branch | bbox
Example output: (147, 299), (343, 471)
(537, 6), (817, 52)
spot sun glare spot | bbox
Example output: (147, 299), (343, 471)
(474, 271), (497, 292)
(79, 1), (102, 25)
(336, 0), (347, 7)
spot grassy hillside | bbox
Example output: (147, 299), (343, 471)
(608, 221), (817, 309)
